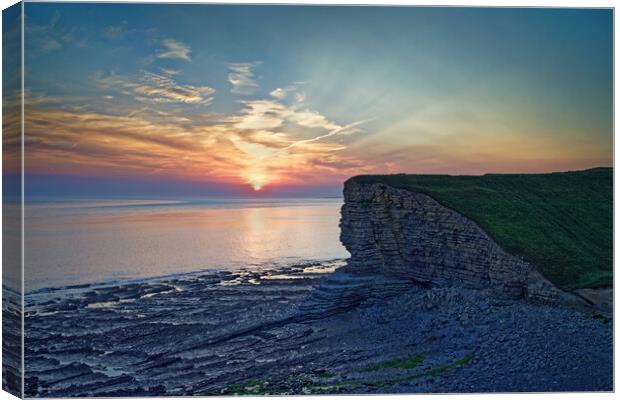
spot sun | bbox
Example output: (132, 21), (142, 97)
(246, 170), (268, 192)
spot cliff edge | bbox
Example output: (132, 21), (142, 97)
(347, 168), (612, 290)
(304, 169), (612, 316)
(340, 180), (564, 302)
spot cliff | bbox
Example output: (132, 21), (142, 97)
(339, 180), (563, 302)
(304, 172), (612, 316)
(347, 168), (613, 290)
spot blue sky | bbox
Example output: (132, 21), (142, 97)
(10, 4), (614, 196)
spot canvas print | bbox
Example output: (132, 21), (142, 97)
(2, 3), (613, 397)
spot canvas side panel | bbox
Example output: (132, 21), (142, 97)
(2, 2), (23, 398)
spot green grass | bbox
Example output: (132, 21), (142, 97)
(223, 379), (271, 395)
(312, 371), (336, 378)
(350, 167), (612, 290)
(307, 354), (474, 392)
(220, 355), (474, 395)
(363, 354), (474, 387)
(362, 355), (424, 372)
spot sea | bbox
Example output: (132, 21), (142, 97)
(22, 197), (348, 292)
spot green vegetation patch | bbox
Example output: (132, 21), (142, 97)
(307, 354), (473, 392)
(362, 355), (424, 372)
(312, 371), (336, 378)
(223, 379), (271, 395)
(363, 354), (474, 388)
(350, 168), (613, 290)
(219, 355), (474, 395)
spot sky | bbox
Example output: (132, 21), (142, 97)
(3, 4), (614, 197)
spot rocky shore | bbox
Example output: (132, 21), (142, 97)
(21, 257), (612, 396)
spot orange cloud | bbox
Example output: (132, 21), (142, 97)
(18, 89), (369, 190)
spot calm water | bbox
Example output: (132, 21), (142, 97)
(24, 197), (348, 291)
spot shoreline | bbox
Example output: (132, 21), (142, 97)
(22, 258), (348, 297)
(19, 259), (613, 396)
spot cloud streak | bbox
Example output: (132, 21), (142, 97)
(157, 38), (192, 61)
(228, 62), (261, 95)
(18, 77), (602, 193)
(97, 70), (215, 105)
(19, 84), (370, 190)
(102, 21), (136, 40)
(232, 98), (365, 150)
(269, 82), (305, 101)
(285, 120), (367, 149)
(26, 11), (88, 57)
(134, 71), (215, 105)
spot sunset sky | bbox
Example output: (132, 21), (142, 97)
(7, 4), (613, 197)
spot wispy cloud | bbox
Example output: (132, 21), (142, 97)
(20, 48), (372, 189)
(97, 70), (215, 105)
(232, 98), (364, 148)
(285, 120), (366, 150)
(233, 100), (287, 130)
(20, 84), (370, 189)
(26, 11), (88, 56)
(102, 21), (136, 40)
(134, 71), (214, 105)
(22, 106), (242, 181)
(223, 95), (369, 187)
(269, 82), (304, 101)
(157, 38), (192, 61)
(160, 67), (181, 76)
(228, 62), (261, 95)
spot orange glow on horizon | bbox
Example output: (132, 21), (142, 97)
(246, 169), (269, 192)
(15, 98), (613, 190)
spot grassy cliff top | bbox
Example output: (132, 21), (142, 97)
(349, 168), (613, 290)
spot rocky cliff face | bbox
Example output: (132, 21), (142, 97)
(302, 179), (592, 318)
(336, 180), (577, 304)
(340, 179), (563, 301)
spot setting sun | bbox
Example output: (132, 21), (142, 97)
(246, 170), (268, 192)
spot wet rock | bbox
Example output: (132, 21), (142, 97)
(20, 258), (612, 396)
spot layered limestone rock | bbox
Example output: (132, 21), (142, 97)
(339, 180), (576, 302)
(304, 179), (588, 317)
